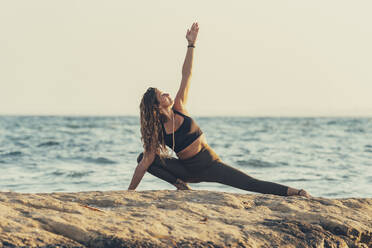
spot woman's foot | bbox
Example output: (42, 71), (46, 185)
(174, 179), (191, 190)
(297, 189), (312, 198)
(287, 187), (312, 198)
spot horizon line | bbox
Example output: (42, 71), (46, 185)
(0, 114), (371, 118)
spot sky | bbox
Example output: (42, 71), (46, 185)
(1, 0), (371, 117)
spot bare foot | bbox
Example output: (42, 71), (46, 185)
(174, 179), (191, 190)
(287, 187), (312, 198)
(298, 189), (312, 198)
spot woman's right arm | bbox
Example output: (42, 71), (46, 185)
(127, 150), (155, 190)
(173, 22), (199, 112)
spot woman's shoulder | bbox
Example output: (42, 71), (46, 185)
(172, 104), (190, 117)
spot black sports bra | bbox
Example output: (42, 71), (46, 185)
(161, 109), (203, 153)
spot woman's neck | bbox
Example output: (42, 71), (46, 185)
(162, 107), (175, 123)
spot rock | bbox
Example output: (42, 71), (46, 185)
(0, 190), (371, 247)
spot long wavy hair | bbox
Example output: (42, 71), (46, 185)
(139, 87), (169, 158)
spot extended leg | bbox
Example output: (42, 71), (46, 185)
(197, 159), (289, 196)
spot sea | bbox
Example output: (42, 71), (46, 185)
(0, 116), (371, 198)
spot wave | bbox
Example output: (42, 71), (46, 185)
(66, 171), (93, 178)
(48, 170), (94, 178)
(282, 178), (311, 182)
(13, 141), (29, 148)
(49, 171), (65, 176)
(344, 128), (365, 133)
(84, 157), (117, 165)
(242, 138), (261, 142)
(37, 141), (60, 147)
(326, 120), (338, 125)
(1, 151), (22, 157)
(321, 176), (338, 181)
(66, 124), (99, 129)
(236, 159), (280, 168)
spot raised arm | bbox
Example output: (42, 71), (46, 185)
(174, 22), (199, 111)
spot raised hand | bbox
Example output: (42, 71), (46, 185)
(186, 22), (199, 45)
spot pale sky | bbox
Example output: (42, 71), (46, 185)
(1, 0), (371, 116)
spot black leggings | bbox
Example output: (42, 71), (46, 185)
(137, 145), (289, 196)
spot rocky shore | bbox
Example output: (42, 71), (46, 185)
(0, 190), (371, 247)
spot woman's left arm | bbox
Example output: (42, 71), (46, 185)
(174, 22), (199, 110)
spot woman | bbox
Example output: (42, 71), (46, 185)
(128, 22), (311, 198)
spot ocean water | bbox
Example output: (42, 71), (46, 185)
(0, 116), (371, 198)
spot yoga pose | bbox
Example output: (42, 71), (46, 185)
(128, 22), (311, 198)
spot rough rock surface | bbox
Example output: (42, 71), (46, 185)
(0, 190), (371, 248)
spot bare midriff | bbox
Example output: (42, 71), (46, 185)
(176, 134), (208, 160)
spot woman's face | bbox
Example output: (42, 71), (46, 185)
(156, 89), (174, 109)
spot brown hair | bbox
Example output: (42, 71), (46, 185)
(139, 87), (169, 158)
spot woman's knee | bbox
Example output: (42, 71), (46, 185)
(137, 152), (161, 164)
(137, 152), (160, 171)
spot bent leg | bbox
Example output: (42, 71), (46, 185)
(197, 159), (289, 196)
(136, 153), (198, 186)
(137, 153), (178, 185)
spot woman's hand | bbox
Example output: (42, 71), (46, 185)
(186, 22), (199, 45)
